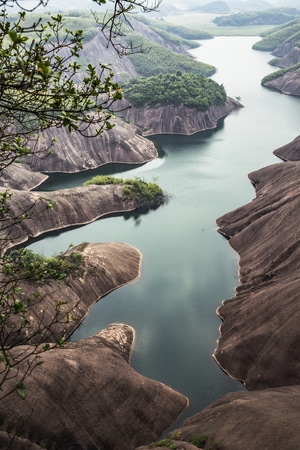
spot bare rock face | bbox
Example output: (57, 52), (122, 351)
(25, 117), (158, 173)
(273, 45), (300, 68)
(273, 134), (300, 161)
(263, 67), (300, 96)
(83, 32), (138, 82)
(214, 154), (300, 390)
(119, 98), (242, 136)
(1, 324), (188, 450)
(144, 386), (300, 450)
(3, 184), (136, 249)
(13, 242), (142, 344)
(0, 163), (48, 190)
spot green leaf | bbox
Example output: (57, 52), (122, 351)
(16, 381), (26, 400)
(42, 343), (51, 352)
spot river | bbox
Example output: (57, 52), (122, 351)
(29, 36), (300, 422)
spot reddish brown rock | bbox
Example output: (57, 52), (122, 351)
(119, 98), (242, 136)
(1, 324), (188, 450)
(25, 117), (158, 173)
(2, 183), (136, 250)
(0, 163), (48, 190)
(13, 242), (142, 344)
(147, 386), (300, 450)
(273, 134), (300, 161)
(263, 67), (300, 96)
(214, 157), (300, 390)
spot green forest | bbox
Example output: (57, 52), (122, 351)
(213, 8), (300, 27)
(125, 34), (215, 77)
(253, 18), (300, 51)
(261, 62), (300, 84)
(135, 15), (213, 40)
(124, 72), (227, 110)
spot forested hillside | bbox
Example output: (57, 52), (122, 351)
(253, 18), (300, 51)
(214, 8), (300, 27)
(124, 72), (227, 110)
(253, 17), (300, 95)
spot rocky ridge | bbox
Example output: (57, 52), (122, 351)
(136, 137), (300, 450)
(24, 117), (158, 174)
(119, 98), (242, 136)
(260, 36), (300, 95)
(2, 323), (188, 450)
(14, 242), (142, 343)
(214, 142), (300, 390)
(2, 184), (138, 250)
(263, 66), (300, 95)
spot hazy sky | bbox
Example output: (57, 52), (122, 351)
(12, 0), (300, 12)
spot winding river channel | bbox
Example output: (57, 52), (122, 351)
(29, 36), (300, 421)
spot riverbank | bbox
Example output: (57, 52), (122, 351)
(136, 134), (300, 450)
(118, 98), (242, 136)
(214, 135), (300, 390)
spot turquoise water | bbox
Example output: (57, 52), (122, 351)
(29, 37), (300, 421)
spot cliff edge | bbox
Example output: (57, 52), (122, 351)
(119, 98), (242, 136)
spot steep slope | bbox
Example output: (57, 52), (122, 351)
(262, 63), (300, 95)
(119, 98), (242, 136)
(138, 386), (300, 450)
(25, 117), (158, 173)
(214, 138), (300, 390)
(1, 183), (140, 250)
(1, 323), (188, 450)
(254, 19), (300, 94)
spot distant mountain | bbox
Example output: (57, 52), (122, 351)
(15, 0), (300, 14)
(253, 18), (300, 96)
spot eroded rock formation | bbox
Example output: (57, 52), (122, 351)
(134, 135), (300, 450)
(213, 137), (300, 390)
(139, 386), (300, 450)
(1, 324), (188, 450)
(263, 67), (300, 96)
(119, 98), (242, 136)
(25, 117), (158, 173)
(0, 163), (48, 190)
(14, 242), (142, 343)
(3, 184), (137, 250)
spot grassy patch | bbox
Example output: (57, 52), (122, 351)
(83, 176), (165, 211)
(3, 248), (85, 282)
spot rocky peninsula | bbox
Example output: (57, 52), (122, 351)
(263, 67), (300, 96)
(119, 98), (242, 137)
(2, 323), (188, 449)
(24, 117), (158, 174)
(2, 184), (139, 250)
(214, 139), (300, 390)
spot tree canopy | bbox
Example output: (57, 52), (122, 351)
(125, 34), (215, 77)
(252, 18), (300, 51)
(124, 72), (227, 110)
(0, 0), (161, 406)
(213, 8), (300, 27)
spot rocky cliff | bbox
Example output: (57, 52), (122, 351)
(137, 386), (300, 450)
(0, 163), (48, 190)
(119, 98), (242, 136)
(2, 323), (188, 450)
(261, 38), (300, 95)
(136, 135), (300, 450)
(214, 148), (300, 390)
(263, 66), (300, 95)
(12, 242), (142, 344)
(273, 43), (300, 68)
(24, 117), (158, 173)
(2, 183), (139, 250)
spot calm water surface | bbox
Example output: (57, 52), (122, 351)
(29, 37), (300, 421)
